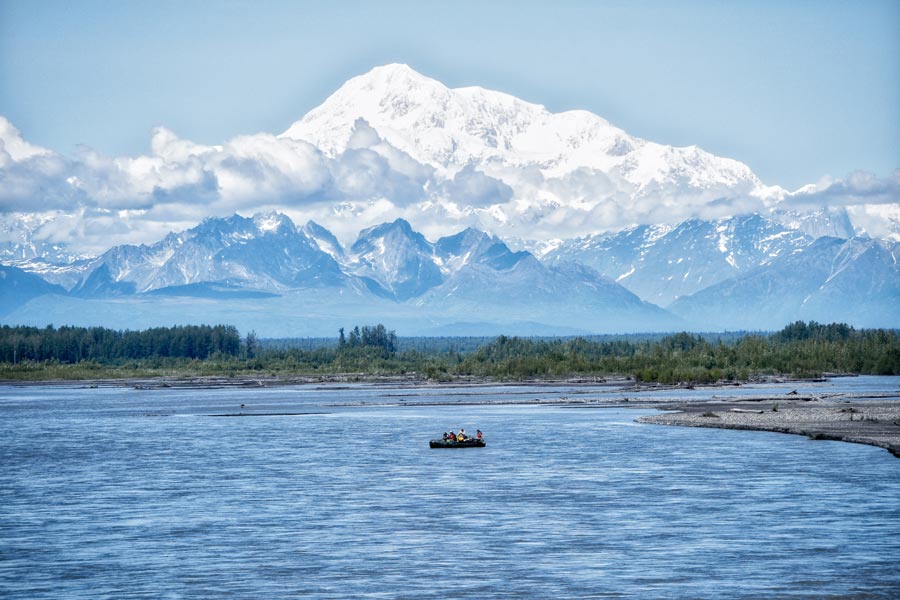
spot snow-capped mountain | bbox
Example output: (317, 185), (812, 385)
(75, 213), (346, 296)
(541, 214), (813, 306)
(282, 65), (769, 189)
(340, 216), (680, 331)
(344, 219), (540, 301)
(1, 212), (688, 334)
(338, 217), (677, 330)
(281, 63), (784, 233)
(347, 218), (444, 300)
(0, 215), (75, 264)
(0, 214), (92, 289)
(3, 210), (897, 334)
(668, 237), (900, 329)
(435, 227), (531, 272)
(302, 220), (346, 261)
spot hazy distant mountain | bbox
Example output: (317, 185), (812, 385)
(0, 264), (66, 316)
(668, 237), (900, 329)
(416, 249), (678, 332)
(769, 206), (856, 240)
(542, 214), (812, 306)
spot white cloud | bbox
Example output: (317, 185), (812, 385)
(846, 204), (900, 241)
(784, 170), (900, 208)
(0, 156), (77, 213)
(150, 126), (218, 162)
(773, 170), (900, 241)
(2, 114), (898, 256)
(0, 117), (53, 163)
(439, 164), (513, 207)
(1, 116), (447, 251)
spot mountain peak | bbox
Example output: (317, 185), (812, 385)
(358, 63), (433, 84)
(76, 211), (346, 295)
(302, 220), (344, 259)
(334, 63), (447, 101)
(349, 217), (443, 300)
(353, 218), (422, 251)
(435, 227), (492, 256)
(252, 211), (295, 234)
(278, 64), (774, 216)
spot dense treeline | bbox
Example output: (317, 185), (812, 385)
(447, 324), (900, 382)
(0, 321), (898, 382)
(0, 324), (241, 363)
(260, 331), (756, 353)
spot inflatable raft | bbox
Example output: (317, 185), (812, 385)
(429, 438), (486, 448)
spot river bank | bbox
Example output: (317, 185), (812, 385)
(639, 397), (900, 458)
(1, 370), (839, 390)
(0, 373), (626, 389)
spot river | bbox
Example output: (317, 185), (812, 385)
(2, 377), (899, 598)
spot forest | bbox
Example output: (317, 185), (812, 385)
(0, 324), (242, 364)
(0, 321), (898, 382)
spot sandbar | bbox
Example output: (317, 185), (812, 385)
(639, 398), (900, 458)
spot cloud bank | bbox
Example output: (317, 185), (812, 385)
(1, 115), (898, 255)
(785, 170), (900, 208)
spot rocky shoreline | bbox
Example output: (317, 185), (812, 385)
(638, 398), (900, 458)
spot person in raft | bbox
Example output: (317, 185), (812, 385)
(457, 429), (466, 441)
(442, 432), (449, 441)
(448, 431), (456, 442)
(476, 429), (483, 439)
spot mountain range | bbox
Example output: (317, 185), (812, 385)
(49, 213), (674, 335)
(1, 211), (897, 336)
(668, 236), (900, 329)
(540, 214), (815, 306)
(1, 64), (897, 335)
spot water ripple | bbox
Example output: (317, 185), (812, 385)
(1, 381), (899, 598)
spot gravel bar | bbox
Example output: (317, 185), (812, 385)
(638, 399), (900, 458)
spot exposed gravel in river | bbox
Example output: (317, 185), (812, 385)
(639, 398), (900, 458)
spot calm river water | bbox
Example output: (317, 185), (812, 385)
(2, 378), (899, 598)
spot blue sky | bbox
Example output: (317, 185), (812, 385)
(1, 0), (898, 190)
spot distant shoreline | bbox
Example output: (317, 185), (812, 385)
(0, 373), (629, 389)
(0, 372), (844, 389)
